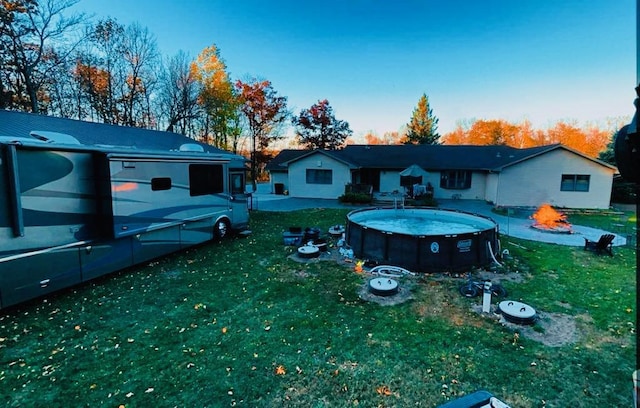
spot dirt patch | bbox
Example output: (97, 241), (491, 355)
(474, 270), (527, 284)
(288, 250), (338, 264)
(470, 304), (579, 347)
(357, 278), (415, 306)
(505, 311), (579, 347)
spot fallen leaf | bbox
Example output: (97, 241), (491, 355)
(376, 385), (392, 396)
(275, 365), (286, 375)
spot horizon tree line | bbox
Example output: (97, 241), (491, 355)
(0, 0), (626, 183)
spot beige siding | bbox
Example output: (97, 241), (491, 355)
(379, 169), (435, 194)
(269, 172), (288, 193)
(436, 172), (487, 200)
(485, 173), (499, 204)
(287, 154), (351, 198)
(496, 149), (614, 209)
(379, 170), (401, 192)
(378, 170), (488, 200)
(380, 171), (435, 193)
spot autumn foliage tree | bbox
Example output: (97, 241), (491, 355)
(404, 93), (440, 145)
(293, 99), (352, 150)
(441, 119), (611, 158)
(190, 45), (240, 150)
(363, 131), (405, 145)
(235, 79), (289, 189)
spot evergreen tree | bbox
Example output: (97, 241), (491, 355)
(405, 93), (440, 145)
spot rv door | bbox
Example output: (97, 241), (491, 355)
(229, 171), (249, 228)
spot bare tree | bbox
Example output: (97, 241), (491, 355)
(121, 22), (159, 127)
(158, 51), (201, 135)
(78, 18), (159, 127)
(0, 0), (85, 113)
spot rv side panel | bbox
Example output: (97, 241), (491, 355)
(0, 248), (82, 308)
(131, 225), (182, 264)
(180, 217), (215, 248)
(80, 239), (133, 282)
(108, 158), (231, 238)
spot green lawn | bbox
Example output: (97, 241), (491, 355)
(0, 208), (636, 407)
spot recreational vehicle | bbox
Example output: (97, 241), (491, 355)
(0, 134), (250, 309)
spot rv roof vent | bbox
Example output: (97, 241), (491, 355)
(0, 136), (45, 144)
(30, 131), (81, 145)
(179, 143), (205, 152)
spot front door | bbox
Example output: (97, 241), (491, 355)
(357, 169), (381, 192)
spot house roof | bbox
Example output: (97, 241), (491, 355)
(0, 110), (228, 154)
(266, 144), (617, 172)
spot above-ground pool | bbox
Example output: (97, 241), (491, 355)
(346, 207), (500, 273)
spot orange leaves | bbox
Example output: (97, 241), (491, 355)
(274, 365), (286, 375)
(363, 131), (406, 145)
(74, 62), (110, 94)
(191, 45), (230, 89)
(442, 119), (612, 158)
(376, 385), (393, 396)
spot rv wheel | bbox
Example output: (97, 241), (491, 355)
(214, 219), (230, 240)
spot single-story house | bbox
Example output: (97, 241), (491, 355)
(265, 144), (618, 209)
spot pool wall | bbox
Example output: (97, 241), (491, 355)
(346, 207), (500, 273)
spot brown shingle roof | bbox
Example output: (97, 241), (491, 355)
(267, 144), (604, 172)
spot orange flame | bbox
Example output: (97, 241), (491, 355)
(532, 203), (570, 230)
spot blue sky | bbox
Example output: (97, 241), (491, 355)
(70, 0), (636, 138)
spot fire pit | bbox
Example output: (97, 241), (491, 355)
(530, 203), (573, 234)
(368, 277), (399, 296)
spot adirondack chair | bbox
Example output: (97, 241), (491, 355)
(584, 234), (615, 256)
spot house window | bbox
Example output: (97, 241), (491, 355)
(561, 174), (590, 192)
(306, 169), (332, 184)
(189, 164), (224, 196)
(151, 177), (172, 191)
(440, 170), (472, 189)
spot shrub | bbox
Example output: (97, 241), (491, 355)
(338, 192), (372, 204)
(412, 196), (438, 207)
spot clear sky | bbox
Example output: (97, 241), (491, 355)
(69, 0), (636, 139)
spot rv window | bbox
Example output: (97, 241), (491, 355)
(189, 164), (224, 196)
(230, 173), (244, 195)
(151, 177), (172, 191)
